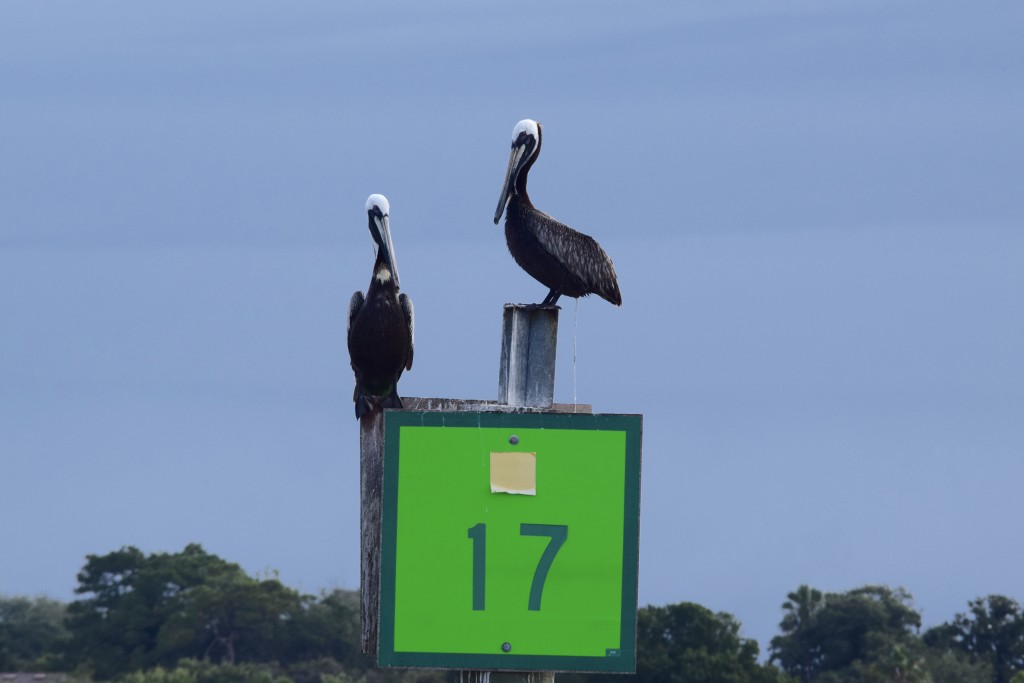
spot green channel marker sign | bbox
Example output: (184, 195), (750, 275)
(380, 410), (642, 673)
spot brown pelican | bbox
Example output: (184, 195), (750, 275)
(494, 119), (621, 307)
(347, 194), (414, 419)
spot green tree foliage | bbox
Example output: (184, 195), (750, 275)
(561, 601), (790, 683)
(12, 546), (1024, 683)
(924, 595), (1024, 683)
(156, 568), (301, 664)
(280, 589), (370, 673)
(65, 544), (365, 681)
(770, 586), (923, 683)
(632, 602), (790, 683)
(115, 658), (293, 683)
(0, 594), (69, 671)
(770, 586), (826, 682)
(919, 648), (993, 683)
(67, 545), (245, 678)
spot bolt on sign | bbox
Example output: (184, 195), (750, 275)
(379, 410), (642, 672)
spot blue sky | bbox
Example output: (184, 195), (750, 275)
(2, 0), (1023, 656)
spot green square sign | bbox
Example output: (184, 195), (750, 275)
(380, 411), (642, 672)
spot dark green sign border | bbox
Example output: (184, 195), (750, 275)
(379, 410), (642, 673)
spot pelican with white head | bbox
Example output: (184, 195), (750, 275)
(492, 119), (621, 307)
(347, 194), (415, 419)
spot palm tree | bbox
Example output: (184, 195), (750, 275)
(771, 585), (825, 683)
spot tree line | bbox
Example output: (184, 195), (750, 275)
(1, 544), (1022, 683)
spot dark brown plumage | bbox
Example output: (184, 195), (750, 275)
(347, 194), (414, 419)
(493, 119), (621, 307)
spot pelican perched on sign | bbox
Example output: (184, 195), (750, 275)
(347, 194), (414, 419)
(493, 119), (621, 307)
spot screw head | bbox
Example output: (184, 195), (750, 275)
(509, 435), (519, 445)
(502, 642), (512, 653)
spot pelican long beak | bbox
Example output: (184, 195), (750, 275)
(494, 143), (527, 224)
(373, 212), (400, 288)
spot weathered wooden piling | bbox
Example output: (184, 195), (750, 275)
(358, 411), (384, 656)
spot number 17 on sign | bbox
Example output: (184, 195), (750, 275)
(468, 523), (569, 612)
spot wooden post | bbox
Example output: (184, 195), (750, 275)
(359, 411), (384, 656)
(458, 672), (554, 683)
